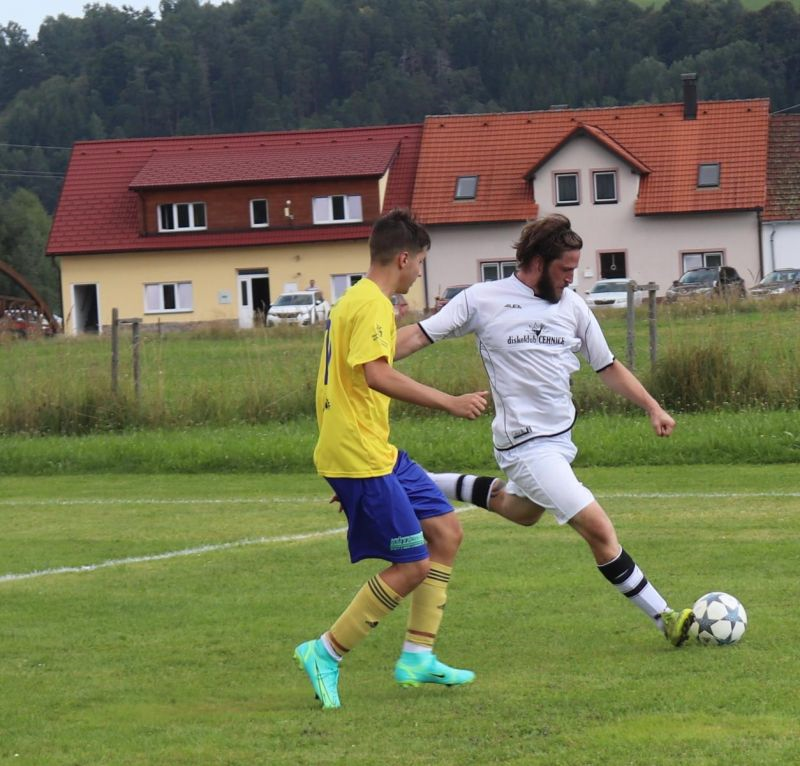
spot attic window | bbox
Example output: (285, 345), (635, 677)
(593, 171), (617, 204)
(312, 194), (363, 224)
(250, 199), (269, 228)
(158, 202), (206, 232)
(555, 172), (579, 206)
(698, 163), (720, 188)
(454, 175), (478, 200)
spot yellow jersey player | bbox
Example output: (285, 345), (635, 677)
(294, 209), (488, 709)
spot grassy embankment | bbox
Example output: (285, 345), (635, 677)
(0, 296), (798, 473)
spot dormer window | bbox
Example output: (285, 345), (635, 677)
(158, 202), (206, 232)
(312, 195), (363, 224)
(593, 171), (617, 204)
(555, 172), (579, 205)
(698, 163), (720, 188)
(250, 199), (269, 228)
(454, 175), (478, 200)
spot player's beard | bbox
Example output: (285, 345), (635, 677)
(535, 264), (561, 304)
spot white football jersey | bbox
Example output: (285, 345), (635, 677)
(420, 275), (614, 450)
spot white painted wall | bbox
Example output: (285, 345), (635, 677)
(760, 221), (800, 275)
(424, 222), (521, 306)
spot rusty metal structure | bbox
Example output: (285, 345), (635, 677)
(0, 259), (60, 335)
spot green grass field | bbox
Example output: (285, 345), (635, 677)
(2, 466), (799, 765)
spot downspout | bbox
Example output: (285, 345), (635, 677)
(768, 224), (776, 274)
(757, 210), (765, 280)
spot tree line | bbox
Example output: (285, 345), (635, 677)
(1, 0), (799, 312)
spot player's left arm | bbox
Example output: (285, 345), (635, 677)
(597, 360), (675, 437)
(395, 323), (431, 361)
(364, 357), (487, 419)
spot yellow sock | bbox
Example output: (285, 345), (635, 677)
(328, 575), (402, 656)
(405, 563), (452, 649)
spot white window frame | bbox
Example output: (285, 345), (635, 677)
(480, 260), (517, 282)
(144, 281), (194, 314)
(250, 199), (269, 228)
(312, 195), (363, 224)
(554, 172), (580, 205)
(593, 170), (618, 204)
(157, 202), (207, 232)
(331, 273), (364, 302)
(681, 251), (723, 272)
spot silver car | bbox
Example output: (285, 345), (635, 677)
(266, 290), (330, 326)
(749, 268), (800, 298)
(584, 278), (643, 309)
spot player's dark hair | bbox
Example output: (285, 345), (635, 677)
(369, 208), (431, 265)
(514, 214), (583, 269)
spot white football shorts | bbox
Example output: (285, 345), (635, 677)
(494, 431), (595, 525)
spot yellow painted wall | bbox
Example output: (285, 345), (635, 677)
(60, 240), (426, 332)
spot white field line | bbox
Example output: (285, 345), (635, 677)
(2, 490), (799, 585)
(0, 525), (349, 584)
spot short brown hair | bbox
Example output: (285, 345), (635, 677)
(514, 214), (583, 269)
(369, 208), (431, 265)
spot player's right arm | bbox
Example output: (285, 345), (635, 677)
(363, 357), (487, 420)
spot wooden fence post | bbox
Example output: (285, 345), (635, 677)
(110, 313), (143, 403)
(626, 282), (636, 371)
(647, 283), (658, 367)
(131, 319), (141, 402)
(111, 308), (119, 395)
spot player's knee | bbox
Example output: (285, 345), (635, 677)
(513, 508), (542, 527)
(409, 558), (432, 585)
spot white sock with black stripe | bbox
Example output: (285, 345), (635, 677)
(598, 547), (669, 630)
(427, 472), (497, 510)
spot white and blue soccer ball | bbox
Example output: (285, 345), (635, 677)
(689, 592), (747, 646)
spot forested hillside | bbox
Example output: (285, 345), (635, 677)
(1, 0), (798, 312)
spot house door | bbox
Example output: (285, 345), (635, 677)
(599, 251), (627, 279)
(237, 271), (270, 329)
(72, 283), (100, 335)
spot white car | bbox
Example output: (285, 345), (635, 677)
(267, 290), (330, 326)
(584, 278), (642, 309)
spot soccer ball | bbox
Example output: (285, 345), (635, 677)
(689, 592), (747, 646)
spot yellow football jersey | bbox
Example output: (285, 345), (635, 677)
(313, 278), (398, 477)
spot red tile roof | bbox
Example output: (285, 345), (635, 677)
(47, 125), (422, 256)
(129, 141), (401, 189)
(763, 114), (800, 222)
(412, 100), (770, 224)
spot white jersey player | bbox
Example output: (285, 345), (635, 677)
(396, 213), (695, 646)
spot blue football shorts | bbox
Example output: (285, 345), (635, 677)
(325, 450), (453, 564)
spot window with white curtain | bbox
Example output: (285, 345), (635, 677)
(144, 282), (193, 313)
(312, 195), (363, 224)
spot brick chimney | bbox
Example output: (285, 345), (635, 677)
(682, 73), (697, 120)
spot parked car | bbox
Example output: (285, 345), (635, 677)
(434, 284), (470, 312)
(266, 290), (330, 326)
(665, 266), (746, 302)
(391, 293), (409, 320)
(749, 268), (800, 298)
(0, 308), (61, 337)
(584, 278), (643, 309)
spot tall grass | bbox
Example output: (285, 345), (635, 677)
(1, 297), (798, 435)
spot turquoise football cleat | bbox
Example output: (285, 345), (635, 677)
(294, 639), (341, 709)
(394, 651), (475, 688)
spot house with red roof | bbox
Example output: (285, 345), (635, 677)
(412, 76), (771, 303)
(761, 114), (800, 273)
(47, 124), (422, 333)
